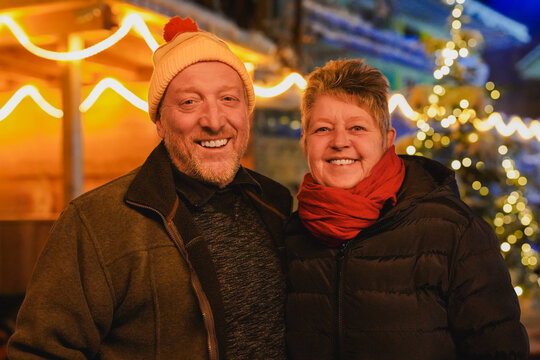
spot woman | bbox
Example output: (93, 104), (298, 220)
(286, 59), (529, 359)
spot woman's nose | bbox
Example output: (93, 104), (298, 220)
(330, 128), (350, 148)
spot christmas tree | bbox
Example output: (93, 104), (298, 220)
(398, 0), (540, 296)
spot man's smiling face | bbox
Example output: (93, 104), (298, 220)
(156, 61), (250, 187)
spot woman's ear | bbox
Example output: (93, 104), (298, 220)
(300, 133), (307, 157)
(386, 128), (396, 148)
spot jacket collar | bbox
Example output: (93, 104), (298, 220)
(124, 142), (178, 219)
(173, 165), (262, 208)
(125, 142), (264, 217)
(397, 155), (458, 202)
(379, 155), (458, 221)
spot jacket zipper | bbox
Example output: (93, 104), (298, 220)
(336, 240), (350, 360)
(126, 200), (219, 360)
(165, 219), (219, 360)
(334, 222), (393, 360)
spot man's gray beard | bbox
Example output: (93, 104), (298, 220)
(164, 138), (246, 187)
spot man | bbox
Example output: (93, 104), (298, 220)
(8, 17), (292, 360)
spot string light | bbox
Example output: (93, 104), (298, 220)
(0, 85), (63, 120)
(0, 13), (159, 61)
(0, 12), (539, 146)
(388, 93), (421, 120)
(0, 73), (308, 117)
(253, 72), (306, 97)
(79, 78), (148, 112)
(0, 87), (430, 123)
(1, 81), (539, 144)
(473, 113), (540, 141)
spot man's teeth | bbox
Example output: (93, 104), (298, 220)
(329, 159), (355, 165)
(200, 139), (228, 148)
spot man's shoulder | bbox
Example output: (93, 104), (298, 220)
(245, 168), (290, 196)
(244, 168), (292, 215)
(71, 168), (140, 207)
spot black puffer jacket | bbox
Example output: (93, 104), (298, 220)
(286, 156), (529, 360)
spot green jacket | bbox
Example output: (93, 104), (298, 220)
(8, 143), (292, 360)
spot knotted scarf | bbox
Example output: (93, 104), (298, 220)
(297, 145), (406, 247)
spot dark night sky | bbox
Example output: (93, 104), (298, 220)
(477, 0), (540, 117)
(479, 0), (540, 36)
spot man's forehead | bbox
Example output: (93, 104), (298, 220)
(176, 61), (241, 78)
(173, 82), (243, 91)
(169, 62), (244, 88)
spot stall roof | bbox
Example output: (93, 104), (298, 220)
(312, 0), (530, 51)
(517, 44), (540, 80)
(0, 0), (279, 92)
(123, 0), (277, 58)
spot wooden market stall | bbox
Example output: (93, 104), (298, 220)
(0, 0), (281, 294)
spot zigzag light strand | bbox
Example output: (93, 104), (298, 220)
(0, 85), (63, 119)
(79, 78), (148, 112)
(1, 82), (539, 144)
(0, 13), (159, 60)
(0, 12), (539, 142)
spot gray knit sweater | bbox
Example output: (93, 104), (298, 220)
(175, 169), (286, 360)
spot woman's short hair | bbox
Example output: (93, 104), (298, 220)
(301, 59), (391, 146)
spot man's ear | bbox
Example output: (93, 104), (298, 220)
(155, 112), (165, 138)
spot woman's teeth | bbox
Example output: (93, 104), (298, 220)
(200, 139), (228, 148)
(329, 159), (355, 165)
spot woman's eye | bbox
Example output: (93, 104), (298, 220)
(314, 127), (329, 133)
(351, 126), (365, 131)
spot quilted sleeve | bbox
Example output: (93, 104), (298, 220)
(447, 216), (529, 359)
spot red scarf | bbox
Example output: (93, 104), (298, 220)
(297, 145), (405, 247)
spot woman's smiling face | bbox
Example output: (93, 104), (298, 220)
(305, 95), (395, 189)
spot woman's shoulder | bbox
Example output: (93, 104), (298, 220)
(394, 155), (474, 223)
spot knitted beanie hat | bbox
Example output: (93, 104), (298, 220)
(148, 17), (255, 122)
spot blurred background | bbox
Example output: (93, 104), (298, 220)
(0, 0), (539, 357)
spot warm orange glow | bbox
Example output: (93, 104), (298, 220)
(229, 43), (268, 64)
(253, 73), (307, 98)
(388, 94), (421, 121)
(2, 79), (539, 142)
(0, 85), (62, 121)
(473, 113), (540, 141)
(0, 13), (159, 61)
(2, 80), (539, 142)
(80, 78), (148, 112)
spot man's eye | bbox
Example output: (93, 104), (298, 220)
(351, 126), (365, 131)
(181, 99), (195, 105)
(222, 96), (237, 102)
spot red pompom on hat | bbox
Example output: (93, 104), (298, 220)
(163, 16), (199, 42)
(148, 16), (255, 122)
